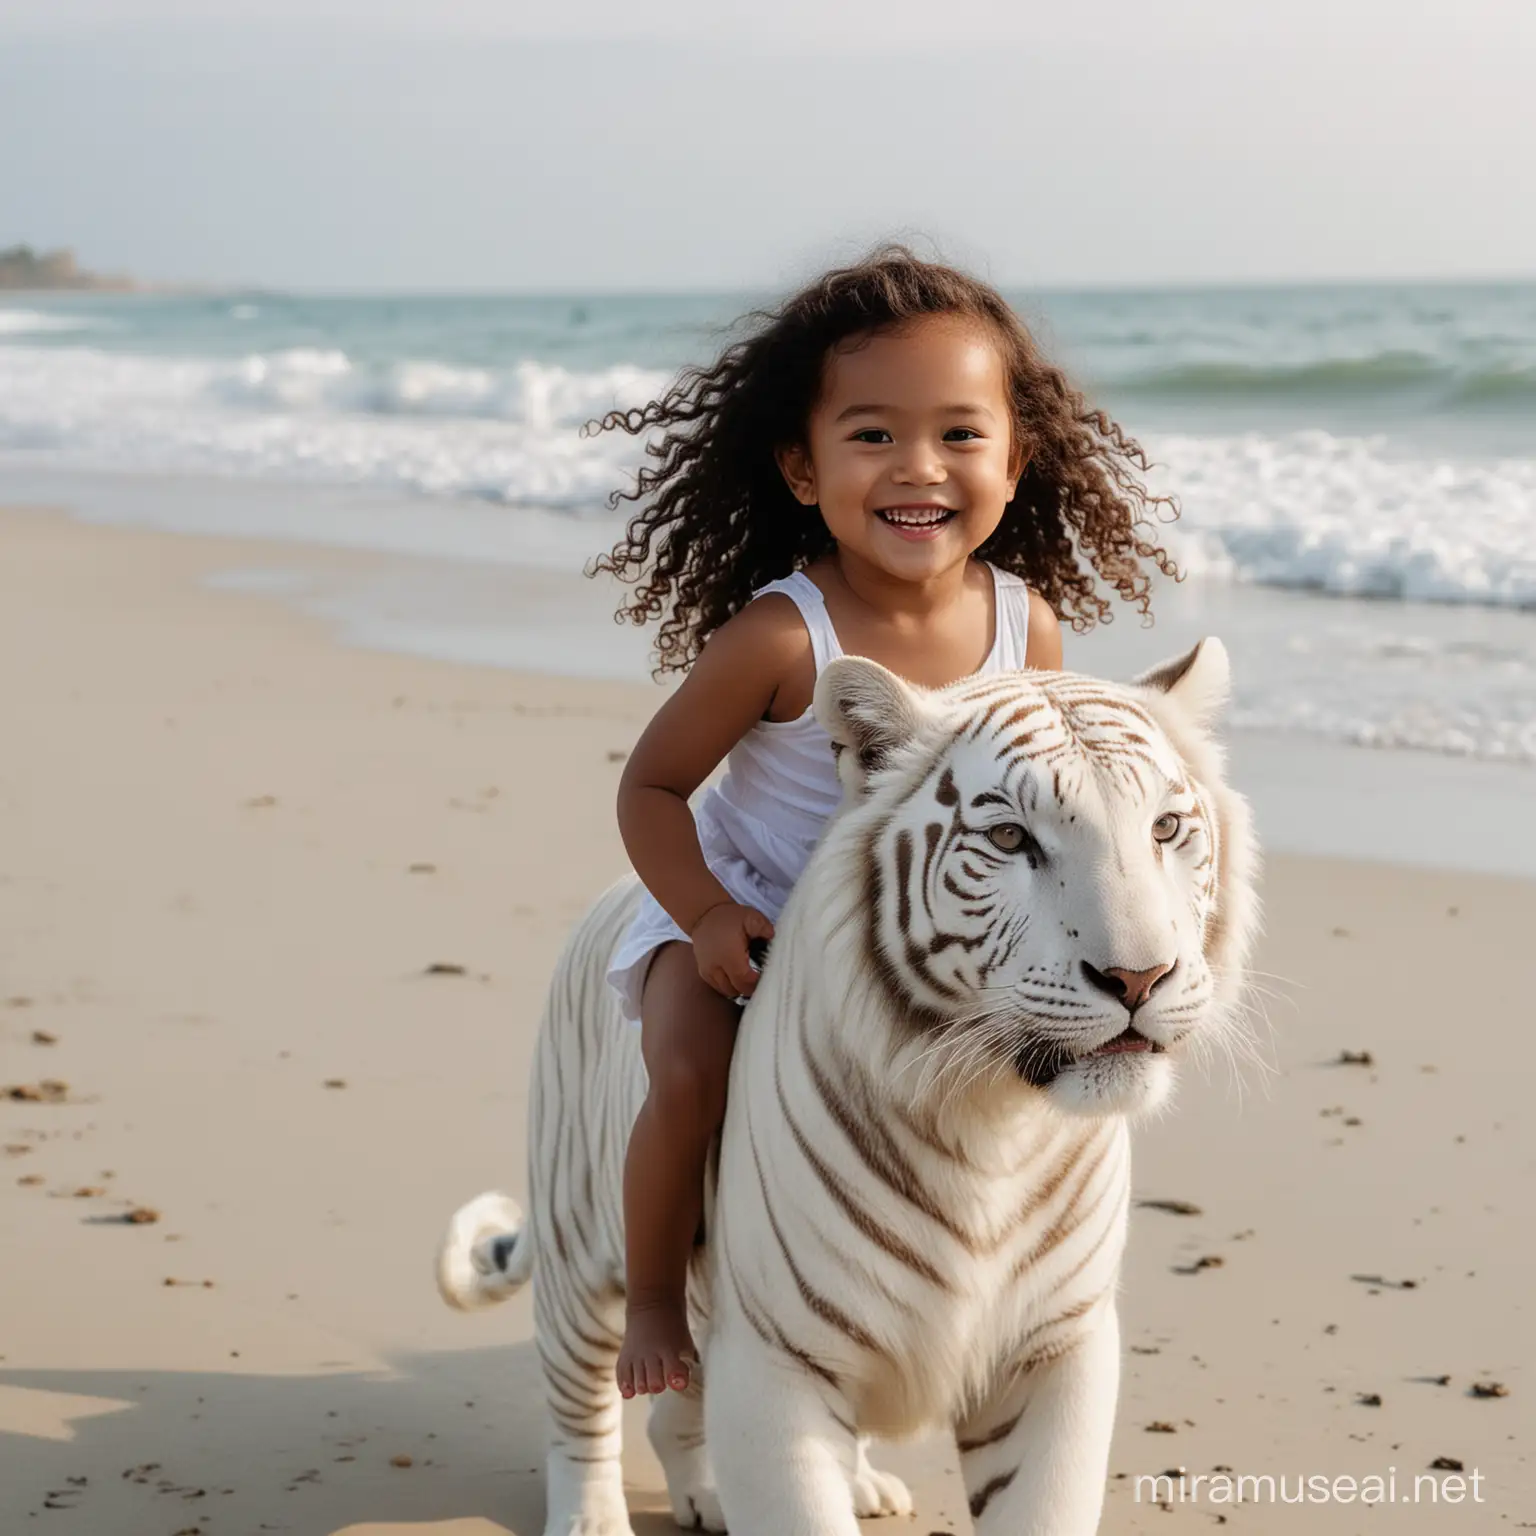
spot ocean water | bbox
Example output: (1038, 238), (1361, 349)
(1, 283), (1533, 767)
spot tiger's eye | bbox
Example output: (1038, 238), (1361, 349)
(1152, 812), (1182, 843)
(987, 823), (1028, 853)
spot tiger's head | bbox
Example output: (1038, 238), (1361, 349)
(809, 641), (1260, 1121)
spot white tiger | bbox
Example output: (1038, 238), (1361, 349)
(437, 638), (1260, 1536)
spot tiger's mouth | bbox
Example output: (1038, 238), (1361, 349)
(1087, 1026), (1167, 1059)
(1014, 1027), (1166, 1087)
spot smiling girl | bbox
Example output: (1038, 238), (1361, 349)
(589, 248), (1180, 1398)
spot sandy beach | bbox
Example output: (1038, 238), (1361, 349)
(1, 503), (1531, 1534)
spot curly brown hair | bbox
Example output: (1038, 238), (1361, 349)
(589, 246), (1180, 673)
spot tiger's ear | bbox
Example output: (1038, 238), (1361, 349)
(814, 657), (926, 794)
(1134, 637), (1231, 727)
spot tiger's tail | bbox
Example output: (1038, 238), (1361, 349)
(435, 1191), (534, 1311)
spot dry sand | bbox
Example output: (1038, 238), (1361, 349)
(1, 505), (1530, 1534)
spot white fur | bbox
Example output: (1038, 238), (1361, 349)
(438, 644), (1261, 1536)
(436, 1191), (531, 1310)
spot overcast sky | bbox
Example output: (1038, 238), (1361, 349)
(2, 0), (1533, 291)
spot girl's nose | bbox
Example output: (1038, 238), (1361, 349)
(892, 442), (946, 484)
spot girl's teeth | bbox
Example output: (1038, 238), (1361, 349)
(882, 509), (951, 526)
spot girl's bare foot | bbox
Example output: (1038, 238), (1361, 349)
(617, 1299), (696, 1397)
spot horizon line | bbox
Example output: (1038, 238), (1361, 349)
(11, 270), (1534, 301)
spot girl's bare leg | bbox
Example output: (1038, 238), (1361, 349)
(618, 942), (740, 1398)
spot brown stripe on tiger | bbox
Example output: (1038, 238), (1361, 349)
(957, 1406), (1025, 1454)
(970, 1469), (1019, 1518)
(774, 1045), (953, 1290)
(1010, 1293), (1103, 1364)
(538, 1271), (618, 1361)
(802, 1020), (972, 1245)
(749, 1105), (889, 1358)
(1011, 1131), (1122, 1275)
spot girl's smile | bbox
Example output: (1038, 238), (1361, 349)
(874, 503), (960, 538)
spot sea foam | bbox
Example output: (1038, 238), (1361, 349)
(1, 342), (1533, 613)
(0, 308), (104, 336)
(1155, 432), (1536, 609)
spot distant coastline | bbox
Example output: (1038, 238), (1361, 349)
(0, 245), (136, 292)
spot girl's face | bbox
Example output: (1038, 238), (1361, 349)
(777, 314), (1024, 584)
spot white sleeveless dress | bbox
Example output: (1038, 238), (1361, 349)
(606, 563), (1035, 1024)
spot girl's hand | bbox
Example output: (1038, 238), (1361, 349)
(690, 903), (776, 1000)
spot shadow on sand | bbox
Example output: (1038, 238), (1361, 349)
(0, 1340), (686, 1535)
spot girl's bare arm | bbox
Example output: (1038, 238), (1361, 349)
(1027, 590), (1064, 671)
(617, 597), (811, 937)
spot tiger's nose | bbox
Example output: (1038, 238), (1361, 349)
(1080, 960), (1176, 1013)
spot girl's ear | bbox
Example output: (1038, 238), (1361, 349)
(775, 443), (818, 506)
(1005, 437), (1032, 499)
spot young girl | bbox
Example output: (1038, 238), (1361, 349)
(589, 249), (1178, 1400)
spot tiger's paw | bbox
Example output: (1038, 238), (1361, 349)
(544, 1456), (635, 1536)
(669, 1484), (726, 1532)
(543, 1499), (635, 1536)
(850, 1458), (914, 1519)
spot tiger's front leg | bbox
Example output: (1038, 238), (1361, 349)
(704, 1324), (865, 1536)
(955, 1303), (1120, 1536)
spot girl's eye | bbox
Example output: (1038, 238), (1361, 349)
(986, 823), (1029, 854)
(852, 429), (892, 444)
(1152, 812), (1182, 844)
(944, 428), (981, 441)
